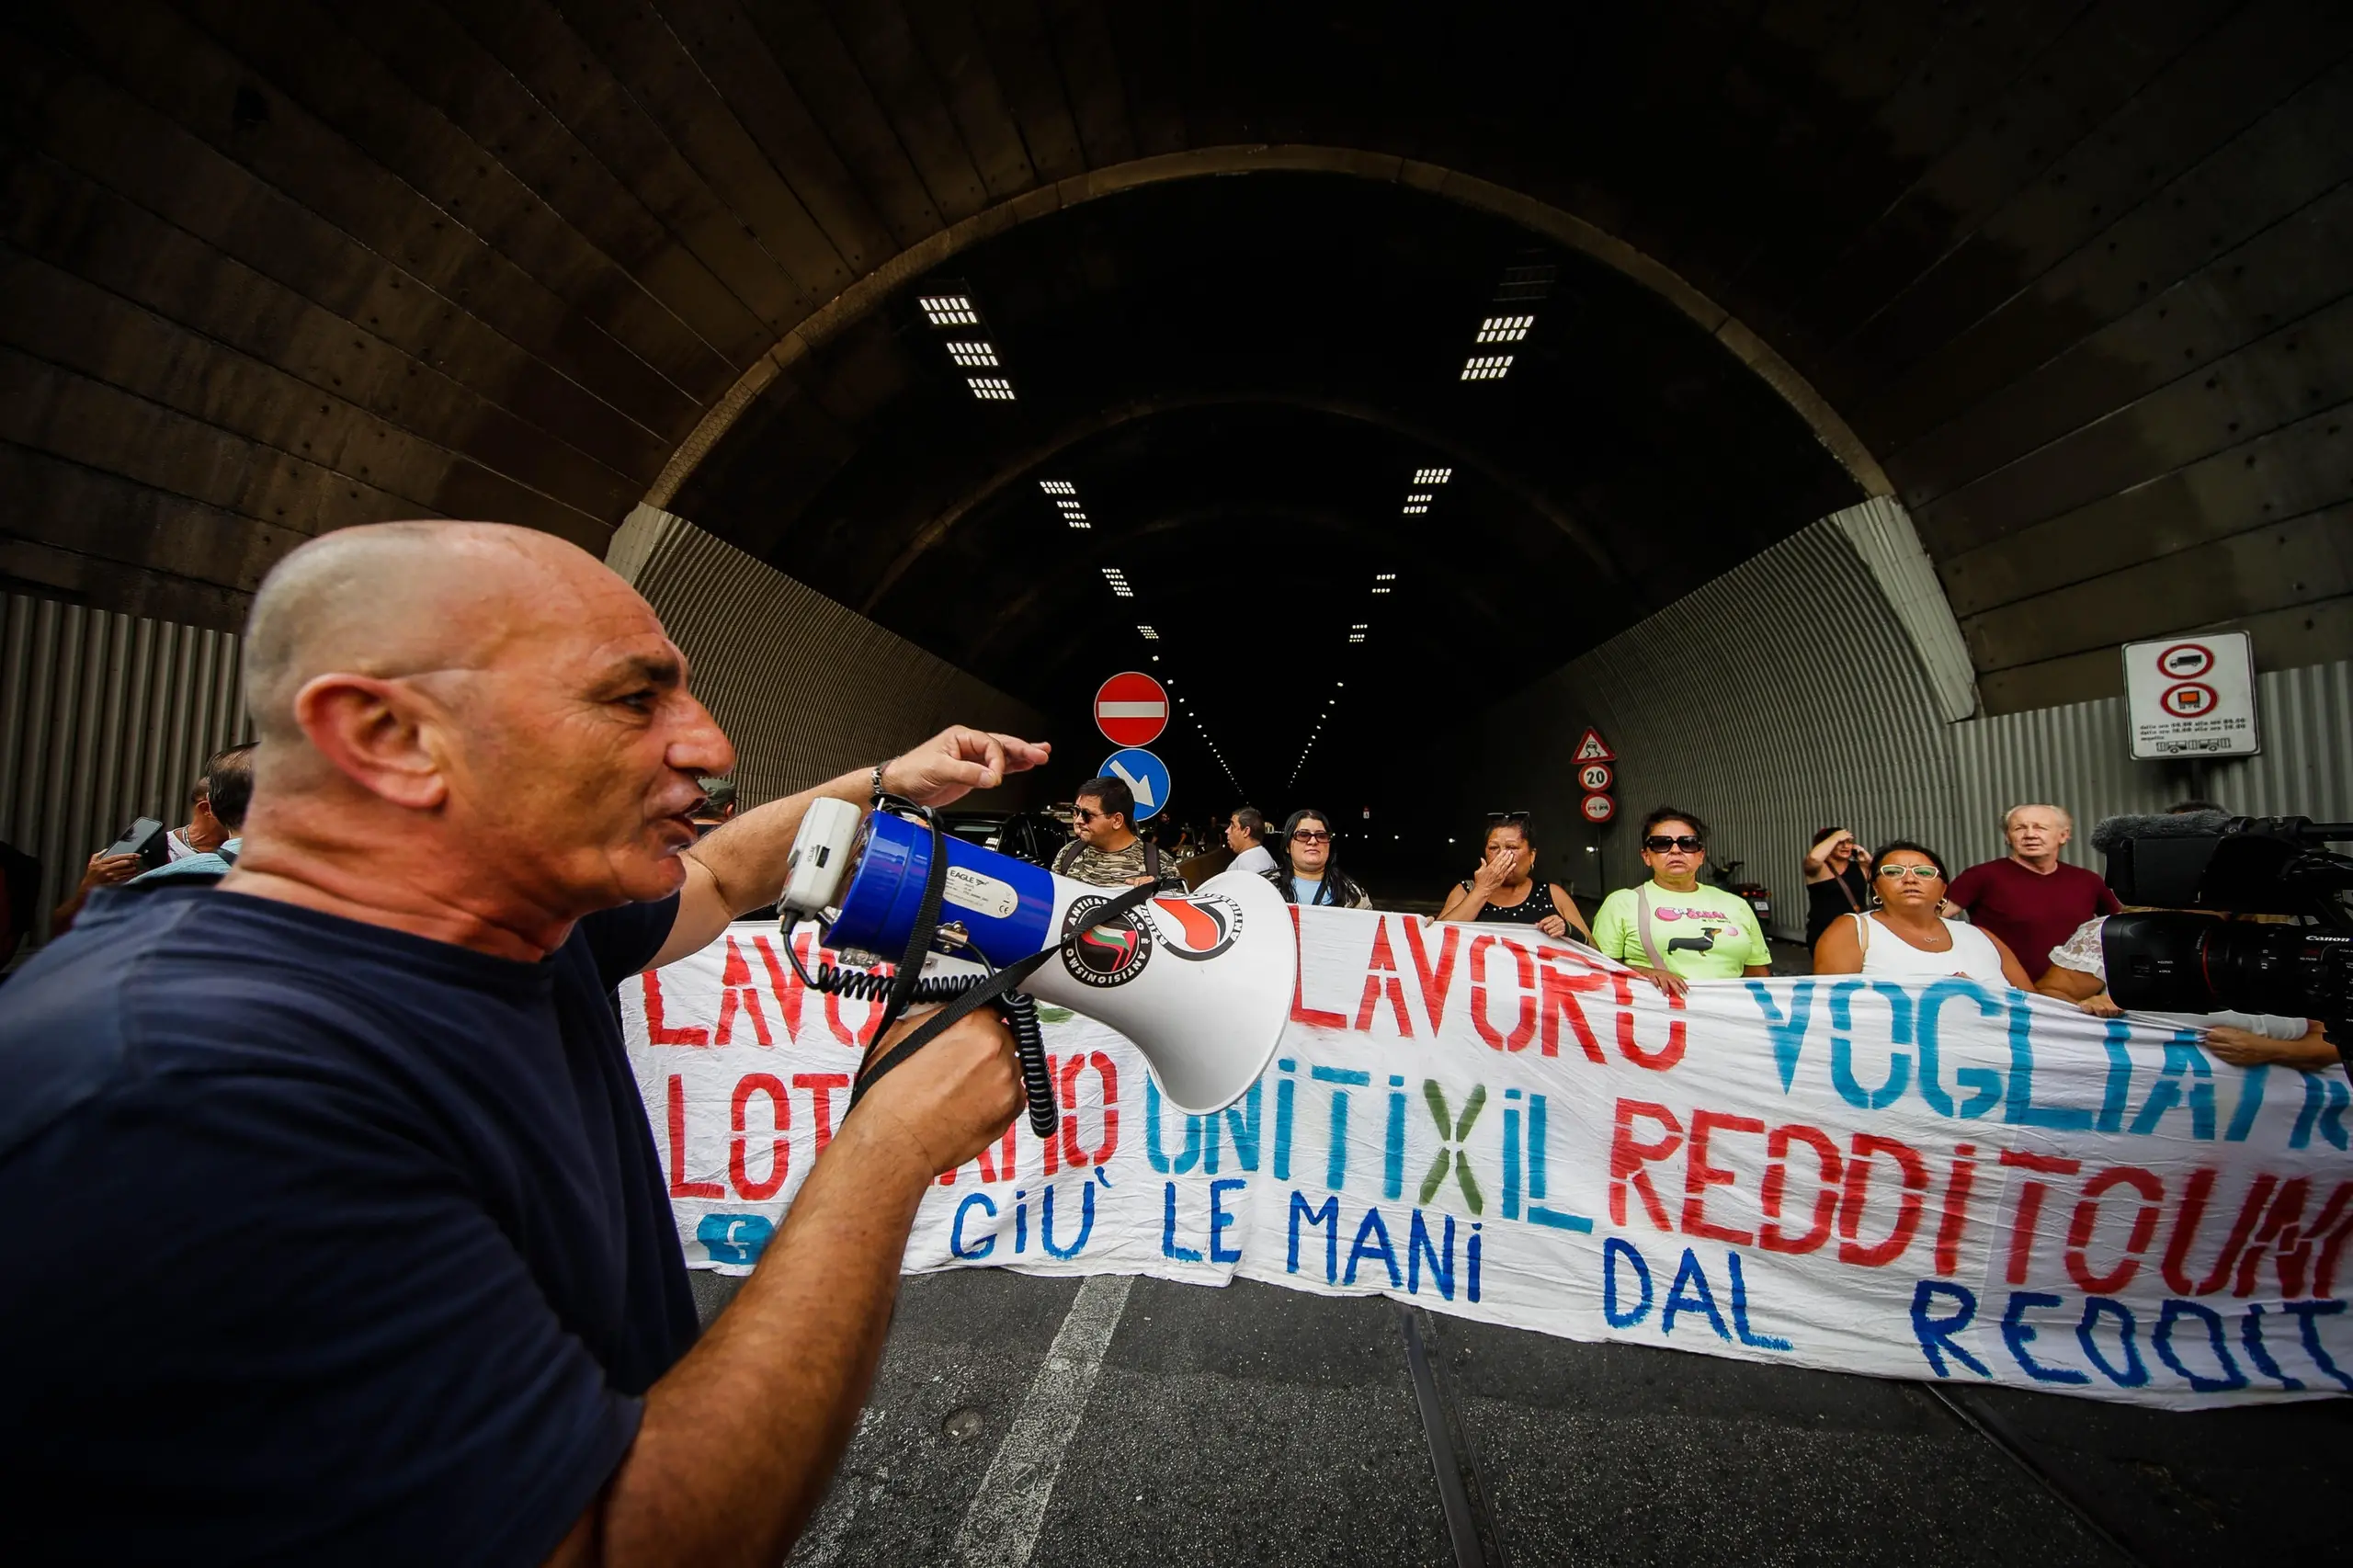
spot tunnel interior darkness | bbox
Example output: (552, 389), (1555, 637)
(671, 175), (1859, 816)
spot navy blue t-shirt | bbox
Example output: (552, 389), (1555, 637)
(0, 882), (699, 1564)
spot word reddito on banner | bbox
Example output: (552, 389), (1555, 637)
(622, 911), (2353, 1409)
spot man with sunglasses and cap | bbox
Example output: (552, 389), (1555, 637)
(1588, 806), (1771, 998)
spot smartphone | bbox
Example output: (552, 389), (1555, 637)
(103, 817), (171, 870)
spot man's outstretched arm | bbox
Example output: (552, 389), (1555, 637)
(546, 1006), (1023, 1568)
(650, 726), (1051, 969)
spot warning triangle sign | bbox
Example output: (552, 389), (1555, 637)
(1573, 728), (1615, 763)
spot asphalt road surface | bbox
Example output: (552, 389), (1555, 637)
(688, 1265), (2351, 1568)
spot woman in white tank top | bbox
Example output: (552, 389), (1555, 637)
(1811, 841), (2036, 989)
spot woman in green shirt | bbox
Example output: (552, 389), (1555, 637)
(1588, 807), (1773, 998)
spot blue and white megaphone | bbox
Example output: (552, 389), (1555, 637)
(778, 799), (1295, 1119)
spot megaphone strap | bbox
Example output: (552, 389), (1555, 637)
(847, 880), (1159, 1129)
(874, 794), (951, 1046)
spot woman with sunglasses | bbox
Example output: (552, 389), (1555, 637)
(1265, 807), (1371, 909)
(1812, 840), (2034, 987)
(1588, 808), (1772, 997)
(1436, 813), (1590, 941)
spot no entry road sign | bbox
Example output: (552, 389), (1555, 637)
(1095, 672), (1169, 746)
(1099, 747), (1170, 822)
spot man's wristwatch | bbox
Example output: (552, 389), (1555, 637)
(870, 762), (888, 809)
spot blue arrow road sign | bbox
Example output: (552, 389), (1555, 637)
(1099, 747), (1170, 822)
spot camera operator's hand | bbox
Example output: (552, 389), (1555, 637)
(847, 1006), (1024, 1178)
(881, 727), (1051, 808)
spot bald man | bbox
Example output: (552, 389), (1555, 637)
(0, 522), (1047, 1565)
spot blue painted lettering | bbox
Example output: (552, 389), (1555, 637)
(1603, 1236), (1652, 1327)
(1661, 1247), (1730, 1341)
(1289, 1189), (1339, 1282)
(1408, 1209), (1456, 1300)
(1347, 1205), (1401, 1288)
(1040, 1181), (1095, 1259)
(951, 1193), (998, 1260)
(1828, 981), (1912, 1110)
(1209, 1178), (1246, 1264)
(1746, 979), (1816, 1092)
(2000, 1291), (2088, 1384)
(1910, 1279), (1992, 1378)
(2075, 1297), (2145, 1387)
(1160, 1181), (1202, 1262)
(1727, 1252), (1790, 1351)
(1916, 979), (2005, 1119)
(2154, 1299), (2245, 1392)
(1144, 1078), (1201, 1176)
(1313, 1064), (1371, 1191)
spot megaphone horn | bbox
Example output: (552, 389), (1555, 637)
(777, 800), (1297, 1119)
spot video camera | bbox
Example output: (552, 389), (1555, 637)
(2093, 811), (2353, 1062)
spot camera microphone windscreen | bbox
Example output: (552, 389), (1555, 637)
(2089, 809), (2230, 855)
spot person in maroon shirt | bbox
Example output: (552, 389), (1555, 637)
(1947, 803), (2120, 979)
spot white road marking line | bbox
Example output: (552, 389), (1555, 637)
(950, 1274), (1135, 1567)
(791, 1407), (886, 1566)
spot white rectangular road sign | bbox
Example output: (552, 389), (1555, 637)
(2121, 631), (2258, 759)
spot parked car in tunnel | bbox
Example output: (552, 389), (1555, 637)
(943, 808), (1071, 870)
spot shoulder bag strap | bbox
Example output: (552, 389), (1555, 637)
(1634, 885), (1670, 971)
(1832, 867), (1863, 913)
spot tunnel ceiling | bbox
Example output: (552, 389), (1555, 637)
(5, 0), (2349, 787)
(666, 175), (1859, 792)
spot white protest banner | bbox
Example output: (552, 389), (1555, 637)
(624, 911), (2353, 1409)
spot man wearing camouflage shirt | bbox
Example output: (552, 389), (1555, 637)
(1053, 775), (1165, 888)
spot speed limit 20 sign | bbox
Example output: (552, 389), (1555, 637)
(1577, 762), (1613, 792)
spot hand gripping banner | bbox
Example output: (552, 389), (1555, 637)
(624, 909), (2353, 1409)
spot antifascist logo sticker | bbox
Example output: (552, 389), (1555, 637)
(1149, 892), (1244, 961)
(1061, 896), (1155, 988)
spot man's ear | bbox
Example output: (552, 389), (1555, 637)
(292, 673), (449, 811)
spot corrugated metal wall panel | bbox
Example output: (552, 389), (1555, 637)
(1, 594), (248, 953)
(608, 507), (1050, 809)
(1482, 513), (1968, 939)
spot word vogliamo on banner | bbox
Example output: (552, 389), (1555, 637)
(623, 909), (2353, 1410)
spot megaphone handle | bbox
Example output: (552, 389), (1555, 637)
(1004, 992), (1059, 1140)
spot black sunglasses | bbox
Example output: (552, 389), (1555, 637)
(1643, 835), (1705, 853)
(1290, 828), (1332, 843)
(1484, 810), (1530, 824)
